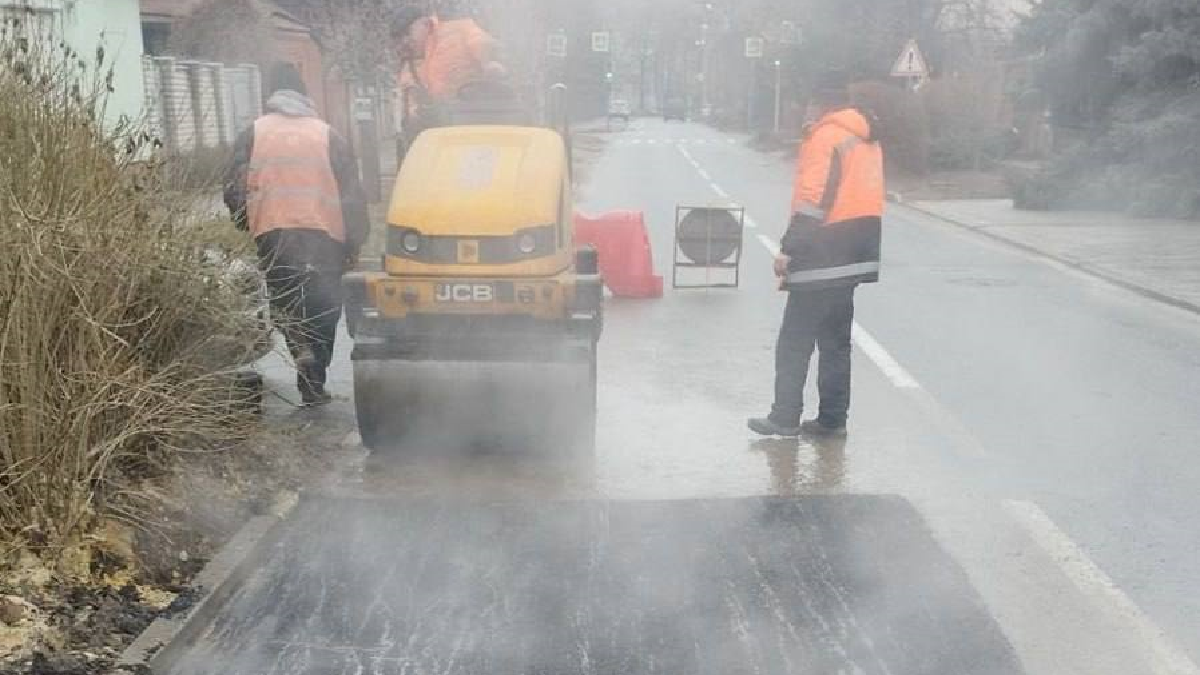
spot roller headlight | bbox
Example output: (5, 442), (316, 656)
(401, 232), (421, 254)
(518, 233), (537, 255)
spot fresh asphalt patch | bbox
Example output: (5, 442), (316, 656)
(168, 496), (1022, 675)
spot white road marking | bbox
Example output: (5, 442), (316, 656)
(1004, 500), (1200, 675)
(756, 234), (780, 255)
(743, 214), (758, 229)
(630, 139), (643, 145)
(711, 183), (731, 199)
(850, 324), (922, 389)
(697, 169), (712, 181)
(647, 139), (658, 145)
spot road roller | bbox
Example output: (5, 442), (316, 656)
(343, 88), (602, 454)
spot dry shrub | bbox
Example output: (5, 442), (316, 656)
(0, 19), (263, 554)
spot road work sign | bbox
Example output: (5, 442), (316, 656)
(745, 36), (764, 59)
(891, 39), (929, 78)
(547, 33), (567, 58)
(592, 31), (610, 53)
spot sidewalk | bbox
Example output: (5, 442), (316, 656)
(904, 199), (1200, 314)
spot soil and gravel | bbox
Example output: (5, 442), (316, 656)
(0, 409), (357, 675)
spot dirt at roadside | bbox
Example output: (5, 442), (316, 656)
(0, 413), (358, 675)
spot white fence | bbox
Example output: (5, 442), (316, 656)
(143, 56), (261, 153)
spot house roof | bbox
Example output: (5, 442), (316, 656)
(140, 0), (310, 35)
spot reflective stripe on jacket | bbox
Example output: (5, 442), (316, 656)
(783, 107), (884, 290)
(247, 114), (345, 243)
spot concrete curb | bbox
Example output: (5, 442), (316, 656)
(115, 430), (359, 673)
(115, 496), (298, 674)
(896, 200), (1200, 318)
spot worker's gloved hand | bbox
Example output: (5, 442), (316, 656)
(773, 254), (791, 279)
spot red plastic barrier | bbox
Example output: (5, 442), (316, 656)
(574, 211), (664, 299)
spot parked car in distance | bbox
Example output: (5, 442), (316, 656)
(608, 99), (632, 124)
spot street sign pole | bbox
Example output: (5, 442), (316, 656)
(773, 59), (782, 135)
(745, 37), (764, 131)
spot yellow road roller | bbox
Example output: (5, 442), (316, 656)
(343, 92), (602, 454)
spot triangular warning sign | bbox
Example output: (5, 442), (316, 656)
(891, 39), (928, 78)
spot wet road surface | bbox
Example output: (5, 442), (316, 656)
(172, 497), (1018, 675)
(228, 119), (1200, 675)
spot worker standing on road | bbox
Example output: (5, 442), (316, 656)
(224, 63), (369, 407)
(749, 71), (884, 438)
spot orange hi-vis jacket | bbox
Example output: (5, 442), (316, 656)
(419, 18), (495, 101)
(782, 107), (884, 290)
(247, 114), (346, 243)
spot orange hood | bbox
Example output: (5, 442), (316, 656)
(811, 108), (875, 143)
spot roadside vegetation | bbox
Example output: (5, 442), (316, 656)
(0, 18), (344, 673)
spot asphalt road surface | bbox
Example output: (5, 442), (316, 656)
(203, 119), (1200, 675)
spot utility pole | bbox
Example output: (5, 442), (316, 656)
(773, 59), (782, 135)
(700, 23), (710, 114)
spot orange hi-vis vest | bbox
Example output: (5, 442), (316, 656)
(420, 18), (492, 100)
(247, 114), (345, 243)
(792, 108), (884, 224)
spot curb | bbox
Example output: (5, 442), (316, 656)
(896, 200), (1200, 318)
(116, 428), (360, 672)
(115, 493), (298, 674)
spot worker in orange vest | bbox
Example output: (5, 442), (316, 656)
(749, 70), (884, 438)
(394, 2), (505, 105)
(224, 63), (369, 407)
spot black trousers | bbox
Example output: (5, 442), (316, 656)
(257, 231), (345, 399)
(771, 285), (856, 428)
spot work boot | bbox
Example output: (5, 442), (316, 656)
(296, 363), (331, 407)
(800, 419), (848, 439)
(748, 417), (801, 437)
(293, 346), (317, 370)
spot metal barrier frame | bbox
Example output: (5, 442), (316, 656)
(672, 205), (746, 289)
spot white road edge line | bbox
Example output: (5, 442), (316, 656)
(1004, 500), (1200, 675)
(756, 234), (780, 256)
(741, 213), (756, 228)
(850, 323), (921, 389)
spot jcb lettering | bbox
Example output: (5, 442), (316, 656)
(436, 284), (495, 303)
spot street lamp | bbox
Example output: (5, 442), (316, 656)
(773, 59), (782, 135)
(700, 22), (710, 113)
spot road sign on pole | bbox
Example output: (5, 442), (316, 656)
(891, 39), (929, 79)
(547, 33), (567, 58)
(745, 36), (764, 59)
(592, 31), (610, 53)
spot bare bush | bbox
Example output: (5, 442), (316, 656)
(0, 19), (263, 555)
